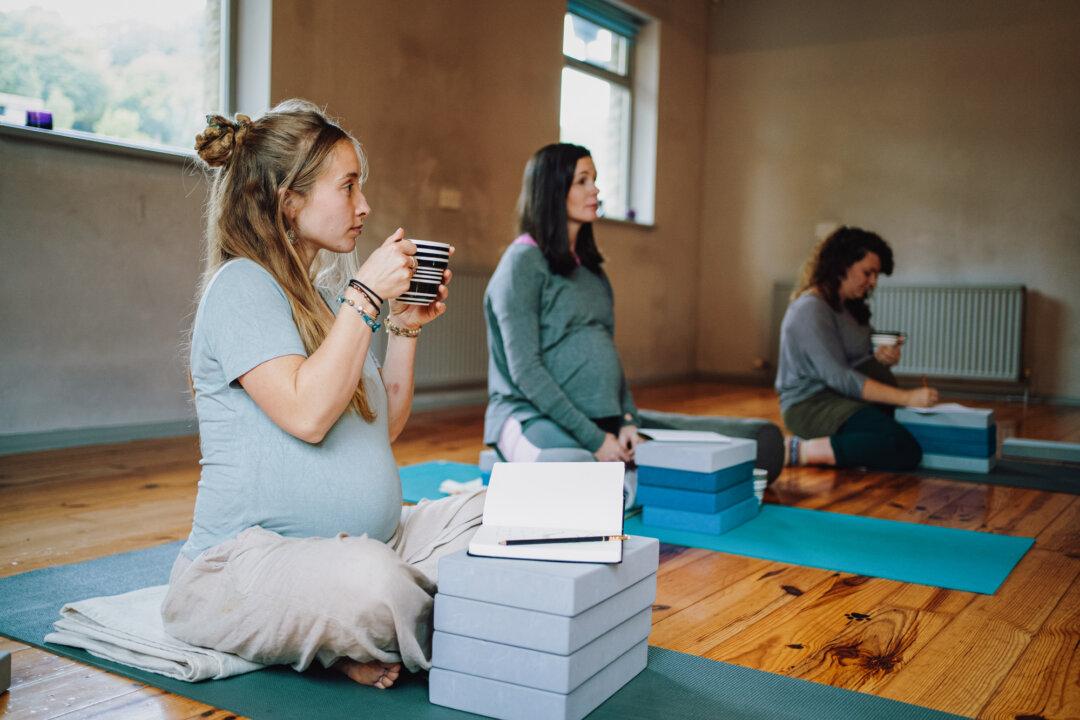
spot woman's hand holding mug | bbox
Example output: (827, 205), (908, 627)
(354, 228), (416, 301)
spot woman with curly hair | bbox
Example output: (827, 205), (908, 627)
(776, 226), (937, 470)
(161, 100), (484, 690)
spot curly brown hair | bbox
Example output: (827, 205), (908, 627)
(792, 226), (894, 325)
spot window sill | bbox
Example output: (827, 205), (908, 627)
(0, 121), (194, 165)
(598, 216), (655, 230)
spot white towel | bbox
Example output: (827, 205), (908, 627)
(44, 584), (264, 682)
(438, 477), (485, 495)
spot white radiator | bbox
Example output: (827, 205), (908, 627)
(373, 270), (490, 389)
(770, 283), (1026, 383)
(869, 285), (1025, 382)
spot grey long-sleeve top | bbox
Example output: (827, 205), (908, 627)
(483, 241), (639, 452)
(775, 293), (874, 411)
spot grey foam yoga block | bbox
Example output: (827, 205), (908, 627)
(432, 606), (651, 694)
(1, 650), (9, 695)
(429, 639), (648, 720)
(439, 536), (658, 616)
(920, 453), (996, 474)
(636, 436), (756, 473)
(1002, 437), (1080, 464)
(434, 574), (656, 655)
(636, 479), (754, 513)
(643, 496), (760, 535)
(896, 406), (994, 429)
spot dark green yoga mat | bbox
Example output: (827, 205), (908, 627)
(626, 504), (1032, 595)
(913, 458), (1079, 495)
(0, 543), (965, 719)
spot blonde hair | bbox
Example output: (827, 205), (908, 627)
(194, 99), (375, 421)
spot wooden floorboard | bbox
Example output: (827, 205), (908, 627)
(1, 382), (1078, 719)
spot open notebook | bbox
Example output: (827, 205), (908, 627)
(467, 462), (626, 563)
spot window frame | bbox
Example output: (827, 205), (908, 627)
(561, 4), (642, 223)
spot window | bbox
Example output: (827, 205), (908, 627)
(560, 0), (644, 222)
(0, 0), (227, 151)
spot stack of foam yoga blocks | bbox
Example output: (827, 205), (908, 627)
(428, 537), (660, 720)
(634, 437), (760, 534)
(896, 406), (997, 473)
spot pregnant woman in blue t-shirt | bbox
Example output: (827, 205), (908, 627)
(161, 100), (484, 690)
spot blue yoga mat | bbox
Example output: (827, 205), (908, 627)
(399, 461), (486, 504)
(626, 504), (1032, 595)
(0, 543), (964, 720)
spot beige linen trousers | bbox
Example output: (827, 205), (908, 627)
(161, 490), (485, 673)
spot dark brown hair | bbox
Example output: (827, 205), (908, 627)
(793, 226), (894, 325)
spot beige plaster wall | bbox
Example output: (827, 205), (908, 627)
(0, 135), (205, 434)
(271, 0), (708, 381)
(696, 0), (1080, 399)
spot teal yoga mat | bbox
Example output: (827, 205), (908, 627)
(0, 543), (963, 720)
(400, 461), (485, 504)
(626, 504), (1032, 595)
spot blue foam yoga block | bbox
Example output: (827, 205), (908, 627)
(896, 406), (995, 429)
(643, 496), (760, 536)
(433, 574), (656, 655)
(636, 460), (754, 493)
(438, 536), (658, 616)
(636, 480), (754, 513)
(431, 606), (651, 694)
(920, 453), (996, 474)
(429, 639), (648, 720)
(904, 423), (996, 446)
(904, 423), (996, 457)
(635, 437), (756, 473)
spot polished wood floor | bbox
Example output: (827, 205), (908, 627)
(1, 383), (1078, 719)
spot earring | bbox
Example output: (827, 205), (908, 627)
(286, 229), (298, 245)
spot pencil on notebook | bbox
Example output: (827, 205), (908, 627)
(500, 534), (629, 546)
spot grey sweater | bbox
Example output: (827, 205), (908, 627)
(775, 294), (874, 411)
(483, 241), (639, 452)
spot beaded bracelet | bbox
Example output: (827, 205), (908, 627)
(338, 295), (382, 332)
(348, 279), (383, 307)
(385, 317), (421, 338)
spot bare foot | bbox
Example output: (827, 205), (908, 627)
(335, 659), (402, 689)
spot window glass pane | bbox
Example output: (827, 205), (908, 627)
(562, 13), (628, 77)
(560, 65), (631, 220)
(0, 0), (221, 149)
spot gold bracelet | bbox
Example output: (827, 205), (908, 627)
(385, 317), (421, 338)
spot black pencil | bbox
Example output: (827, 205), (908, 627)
(500, 534), (629, 546)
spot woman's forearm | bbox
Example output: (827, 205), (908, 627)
(381, 332), (418, 441)
(861, 377), (910, 406)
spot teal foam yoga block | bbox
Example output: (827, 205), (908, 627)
(896, 406), (994, 429)
(432, 607), (651, 694)
(433, 574), (656, 655)
(921, 454), (996, 473)
(429, 639), (648, 720)
(636, 480), (753, 513)
(643, 496), (759, 535)
(904, 423), (996, 457)
(635, 437), (756, 473)
(636, 460), (754, 493)
(439, 536), (658, 616)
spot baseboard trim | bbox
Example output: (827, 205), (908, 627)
(0, 419), (197, 457)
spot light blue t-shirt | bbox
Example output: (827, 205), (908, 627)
(180, 258), (401, 560)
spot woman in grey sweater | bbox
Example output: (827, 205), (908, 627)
(776, 227), (938, 470)
(484, 143), (785, 492)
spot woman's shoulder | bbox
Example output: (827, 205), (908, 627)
(201, 257), (286, 306)
(493, 239), (548, 276)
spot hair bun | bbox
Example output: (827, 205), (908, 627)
(196, 114), (251, 167)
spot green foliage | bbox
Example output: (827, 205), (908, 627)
(0, 4), (218, 148)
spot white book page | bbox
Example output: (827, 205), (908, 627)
(637, 429), (731, 443)
(468, 462), (625, 563)
(479, 462), (624, 533)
